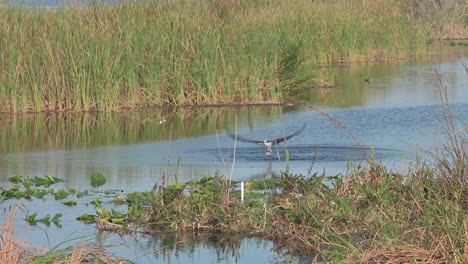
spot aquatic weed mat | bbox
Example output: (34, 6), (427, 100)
(83, 160), (467, 262)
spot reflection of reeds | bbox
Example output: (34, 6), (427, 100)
(0, 0), (441, 113)
(0, 106), (281, 153)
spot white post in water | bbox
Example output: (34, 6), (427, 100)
(241, 182), (244, 203)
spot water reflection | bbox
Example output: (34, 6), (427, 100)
(99, 231), (308, 264)
(0, 106), (288, 153)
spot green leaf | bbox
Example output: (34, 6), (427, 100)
(68, 187), (78, 194)
(63, 200), (77, 206)
(169, 182), (185, 190)
(53, 189), (69, 200)
(32, 176), (49, 187)
(113, 194), (127, 203)
(76, 190), (89, 198)
(32, 176), (64, 187)
(13, 190), (26, 199)
(77, 214), (96, 223)
(8, 174), (23, 184)
(22, 177), (33, 188)
(111, 218), (126, 224)
(91, 196), (102, 206)
(2, 186), (19, 197)
(51, 177), (64, 183)
(96, 208), (112, 220)
(126, 192), (145, 203)
(32, 189), (48, 198)
(38, 215), (51, 222)
(90, 172), (107, 188)
(36, 215), (51, 227)
(111, 209), (125, 219)
(26, 213), (37, 225)
(52, 213), (62, 223)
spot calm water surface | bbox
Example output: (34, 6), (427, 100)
(1, 47), (467, 263)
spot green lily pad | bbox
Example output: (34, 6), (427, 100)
(32, 176), (52, 187)
(32, 189), (48, 198)
(8, 174), (23, 184)
(77, 213), (96, 223)
(90, 172), (107, 188)
(96, 207), (112, 219)
(76, 190), (89, 198)
(91, 196), (102, 206)
(63, 200), (77, 206)
(111, 209), (125, 219)
(111, 218), (126, 224)
(113, 194), (127, 203)
(53, 189), (69, 200)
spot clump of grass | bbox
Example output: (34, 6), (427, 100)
(430, 67), (467, 185)
(400, 0), (467, 40)
(30, 242), (129, 264)
(0, 0), (448, 113)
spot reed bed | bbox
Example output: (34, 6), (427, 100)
(0, 0), (445, 113)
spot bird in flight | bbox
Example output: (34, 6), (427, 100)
(227, 123), (306, 156)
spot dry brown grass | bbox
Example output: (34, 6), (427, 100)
(0, 206), (46, 264)
(359, 240), (448, 264)
(52, 242), (127, 264)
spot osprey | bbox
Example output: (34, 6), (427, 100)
(228, 124), (306, 156)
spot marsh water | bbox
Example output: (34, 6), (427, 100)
(1, 47), (467, 263)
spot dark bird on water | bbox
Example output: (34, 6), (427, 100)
(227, 123), (306, 156)
(364, 77), (370, 83)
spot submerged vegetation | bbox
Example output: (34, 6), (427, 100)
(0, 0), (465, 112)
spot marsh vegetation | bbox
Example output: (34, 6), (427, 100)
(0, 0), (467, 263)
(0, 0), (466, 113)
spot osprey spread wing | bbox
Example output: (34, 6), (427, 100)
(227, 123), (306, 155)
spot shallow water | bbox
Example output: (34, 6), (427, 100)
(1, 47), (467, 263)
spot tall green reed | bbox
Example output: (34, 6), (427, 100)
(0, 0), (436, 113)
